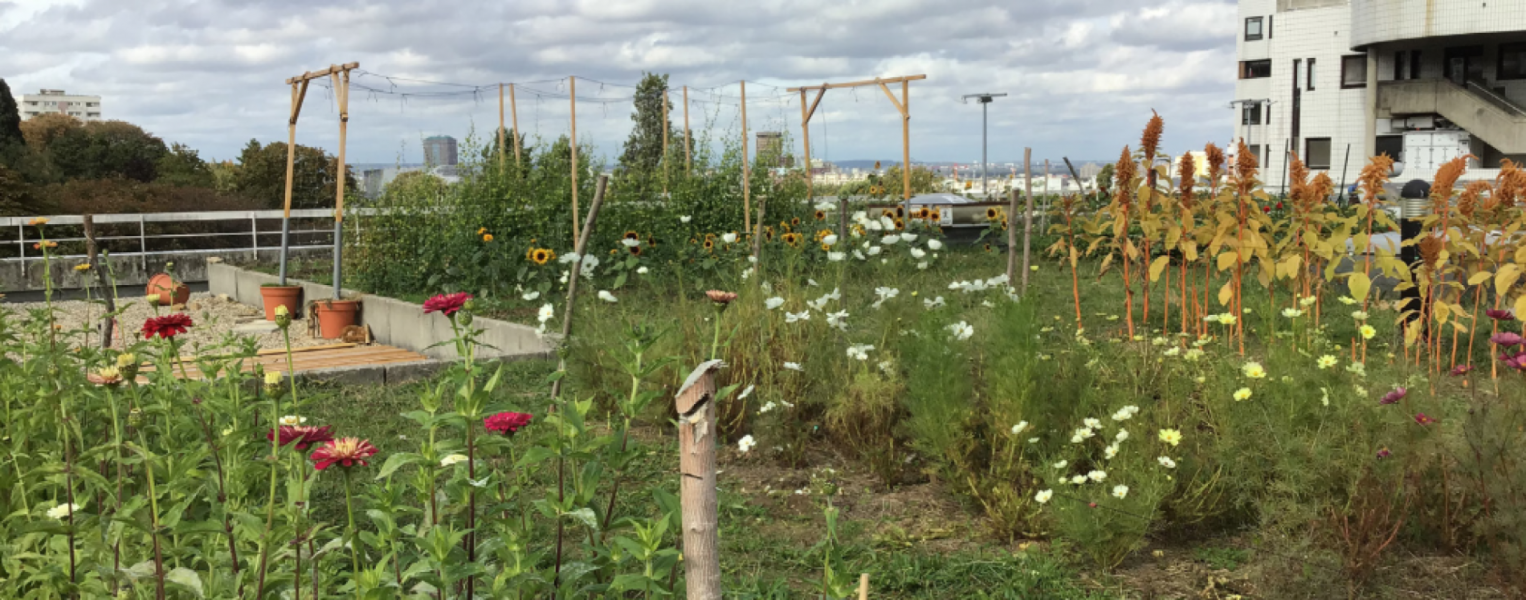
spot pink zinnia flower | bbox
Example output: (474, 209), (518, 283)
(423, 292), (472, 316)
(1376, 448), (1391, 460)
(484, 411), (534, 436)
(268, 425), (335, 451)
(1501, 351), (1526, 371)
(1413, 413), (1438, 426)
(1449, 364), (1474, 377)
(311, 438), (379, 470)
(1491, 332), (1525, 347)
(1486, 309), (1515, 321)
(1379, 387), (1406, 405)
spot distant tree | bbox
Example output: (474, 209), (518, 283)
(233, 139), (356, 209)
(46, 120), (168, 182)
(619, 73), (673, 175)
(19, 113), (81, 149)
(0, 79), (23, 153)
(879, 165), (940, 196)
(1095, 163), (1115, 195)
(0, 164), (43, 215)
(480, 127), (533, 177)
(156, 142), (214, 187)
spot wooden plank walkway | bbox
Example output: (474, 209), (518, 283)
(139, 343), (428, 380)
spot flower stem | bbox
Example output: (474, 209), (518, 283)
(343, 469), (361, 597)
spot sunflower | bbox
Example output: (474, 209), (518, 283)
(525, 246), (536, 260)
(689, 238), (698, 244)
(705, 232), (717, 241)
(782, 232), (802, 247)
(477, 227), (487, 235)
(851, 224), (865, 236)
(983, 243), (993, 252)
(895, 207), (905, 218)
(610, 248), (619, 255)
(815, 229), (832, 241)
(814, 210), (826, 221)
(881, 209), (896, 218)
(623, 230), (640, 241)
(628, 245), (643, 256)
(703, 239), (715, 251)
(765, 226), (775, 240)
(531, 248), (553, 265)
(791, 217), (801, 227)
(647, 236), (657, 248)
(894, 218), (905, 231)
(985, 207), (1000, 220)
(482, 233), (494, 242)
(821, 242), (833, 251)
(914, 207), (928, 219)
(930, 210), (941, 221)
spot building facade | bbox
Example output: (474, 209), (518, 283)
(422, 135), (458, 166)
(1234, 0), (1526, 191)
(20, 89), (103, 121)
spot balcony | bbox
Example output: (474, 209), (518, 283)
(1352, 0), (1526, 49)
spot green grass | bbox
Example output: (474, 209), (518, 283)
(1192, 546), (1252, 571)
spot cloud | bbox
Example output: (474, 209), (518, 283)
(0, 0), (1238, 165)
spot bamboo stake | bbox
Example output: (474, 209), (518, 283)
(1022, 148), (1034, 295)
(901, 80), (911, 215)
(1006, 189), (1019, 283)
(510, 83), (521, 166)
(330, 67), (351, 301)
(741, 80), (751, 233)
(549, 175), (609, 400)
(498, 84), (506, 170)
(676, 360), (725, 600)
(570, 76), (580, 245)
(683, 86), (691, 172)
(857, 573), (870, 600)
(800, 89), (812, 199)
(278, 80), (309, 286)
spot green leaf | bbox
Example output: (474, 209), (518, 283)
(167, 567), (204, 598)
(1348, 271), (1372, 301)
(374, 452), (426, 480)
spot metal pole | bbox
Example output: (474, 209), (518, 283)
(982, 100), (989, 199)
(1337, 143), (1352, 206)
(278, 218), (290, 283)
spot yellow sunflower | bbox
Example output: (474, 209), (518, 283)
(629, 245), (643, 256)
(814, 210), (826, 221)
(791, 217), (801, 227)
(703, 238), (715, 251)
(894, 218), (905, 231)
(531, 248), (552, 265)
(930, 210), (941, 221)
(623, 230), (640, 241)
(985, 207), (1000, 220)
(881, 209), (896, 219)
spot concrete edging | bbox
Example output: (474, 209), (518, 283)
(208, 263), (555, 365)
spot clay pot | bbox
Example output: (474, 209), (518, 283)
(260, 285), (303, 321)
(313, 299), (361, 339)
(146, 273), (190, 306)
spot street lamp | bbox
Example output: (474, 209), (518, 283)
(962, 93), (1007, 198)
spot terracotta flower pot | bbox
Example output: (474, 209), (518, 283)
(146, 273), (190, 306)
(260, 285), (303, 321)
(313, 299), (361, 339)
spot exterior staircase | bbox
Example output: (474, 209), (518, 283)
(1378, 79), (1526, 154)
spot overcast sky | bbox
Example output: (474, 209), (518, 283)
(1, 0), (1239, 167)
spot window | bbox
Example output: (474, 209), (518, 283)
(1394, 51), (1405, 80)
(1267, 15), (1273, 39)
(1241, 102), (1263, 125)
(1245, 17), (1264, 41)
(1307, 58), (1316, 90)
(1305, 138), (1333, 170)
(1500, 42), (1526, 80)
(1241, 59), (1272, 79)
(1341, 55), (1368, 88)
(1411, 50), (1422, 79)
(1376, 135), (1404, 163)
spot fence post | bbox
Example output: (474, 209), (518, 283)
(251, 216), (259, 263)
(675, 359), (724, 600)
(18, 224), (25, 282)
(138, 216), (148, 274)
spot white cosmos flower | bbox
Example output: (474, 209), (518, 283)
(783, 361), (803, 371)
(917, 261), (928, 270)
(522, 291), (541, 301)
(1053, 460), (1069, 469)
(739, 385), (755, 399)
(738, 435), (756, 453)
(1083, 418), (1103, 430)
(868, 220), (884, 231)
(847, 344), (874, 361)
(1087, 470), (1107, 482)
(911, 248), (926, 259)
(1071, 475), (1087, 485)
(867, 246), (882, 256)
(879, 216), (896, 229)
(900, 233), (918, 242)
(680, 215), (692, 223)
(722, 233), (738, 244)
(853, 250), (866, 260)
(440, 454), (469, 467)
(816, 201), (836, 212)
(598, 290), (618, 303)
(1112, 485), (1129, 499)
(47, 502), (83, 520)
(808, 278), (820, 287)
(621, 238), (641, 248)
(1010, 421), (1029, 435)
(1158, 456), (1177, 469)
(637, 266), (649, 274)
(923, 296), (945, 309)
(765, 297), (785, 310)
(1282, 307), (1303, 318)
(758, 401), (778, 414)
(826, 310), (849, 330)
(880, 234), (900, 245)
(851, 210), (868, 222)
(786, 311), (810, 323)
(1115, 429), (1129, 442)
(559, 252), (580, 264)
(927, 239), (944, 250)
(947, 321), (974, 341)
(807, 297), (830, 311)
(1035, 489), (1053, 504)
(1104, 444), (1119, 459)
(828, 252), (846, 261)
(537, 304), (556, 323)
(822, 234), (838, 246)
(874, 287), (900, 301)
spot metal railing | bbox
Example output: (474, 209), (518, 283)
(1, 209), (364, 278)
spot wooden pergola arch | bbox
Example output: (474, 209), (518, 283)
(788, 74), (926, 204)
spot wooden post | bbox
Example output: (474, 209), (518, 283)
(510, 83), (521, 167)
(752, 193), (768, 261)
(740, 80), (751, 233)
(570, 76), (580, 245)
(330, 67), (352, 300)
(1042, 159), (1052, 230)
(1022, 148), (1034, 295)
(662, 87), (669, 194)
(683, 86), (692, 172)
(857, 573), (870, 600)
(1006, 186), (1019, 282)
(82, 214), (114, 349)
(800, 89), (812, 198)
(901, 80), (911, 214)
(498, 84), (506, 170)
(549, 175), (610, 400)
(675, 360), (725, 600)
(279, 79), (309, 286)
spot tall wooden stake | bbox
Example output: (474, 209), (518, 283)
(82, 214), (114, 348)
(675, 360), (725, 600)
(1006, 186), (1019, 282)
(683, 86), (692, 172)
(329, 67), (352, 301)
(549, 175), (610, 401)
(1022, 148), (1034, 295)
(662, 87), (670, 193)
(570, 76), (580, 245)
(799, 89), (812, 198)
(279, 79), (309, 286)
(901, 80), (911, 212)
(510, 83), (521, 166)
(498, 84), (506, 170)
(741, 80), (751, 233)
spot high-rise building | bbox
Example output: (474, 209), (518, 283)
(1234, 0), (1526, 191)
(756, 131), (784, 166)
(20, 89), (102, 121)
(423, 135), (459, 166)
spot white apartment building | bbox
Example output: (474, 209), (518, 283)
(1234, 0), (1526, 192)
(19, 89), (103, 121)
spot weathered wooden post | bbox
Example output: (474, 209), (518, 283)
(675, 359), (724, 600)
(1022, 147), (1034, 295)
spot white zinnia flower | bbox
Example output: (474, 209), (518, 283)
(900, 233), (918, 242)
(680, 215), (692, 223)
(927, 239), (943, 250)
(722, 232), (738, 244)
(637, 266), (649, 274)
(621, 238), (641, 248)
(880, 234), (900, 245)
(1010, 421), (1029, 435)
(598, 290), (618, 303)
(917, 261), (928, 270)
(822, 234), (838, 246)
(910, 248), (926, 259)
(827, 251), (846, 262)
(867, 246), (882, 256)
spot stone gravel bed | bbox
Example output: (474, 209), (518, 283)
(2, 292), (328, 353)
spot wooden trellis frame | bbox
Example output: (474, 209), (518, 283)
(788, 75), (927, 208)
(278, 62), (358, 294)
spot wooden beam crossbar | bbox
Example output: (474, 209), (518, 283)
(787, 74), (926, 92)
(792, 75), (924, 203)
(285, 62), (360, 85)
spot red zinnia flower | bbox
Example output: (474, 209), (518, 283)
(1376, 448), (1391, 460)
(1263, 206), (1271, 213)
(423, 292), (472, 316)
(1413, 413), (1438, 426)
(1275, 202), (1284, 210)
(484, 411), (533, 436)
(268, 425), (335, 451)
(310, 437), (379, 470)
(1449, 364), (1474, 376)
(1379, 387), (1406, 405)
(142, 313), (193, 339)
(1486, 309), (1515, 321)
(1491, 332), (1525, 347)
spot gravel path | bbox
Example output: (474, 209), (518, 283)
(2, 292), (329, 353)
